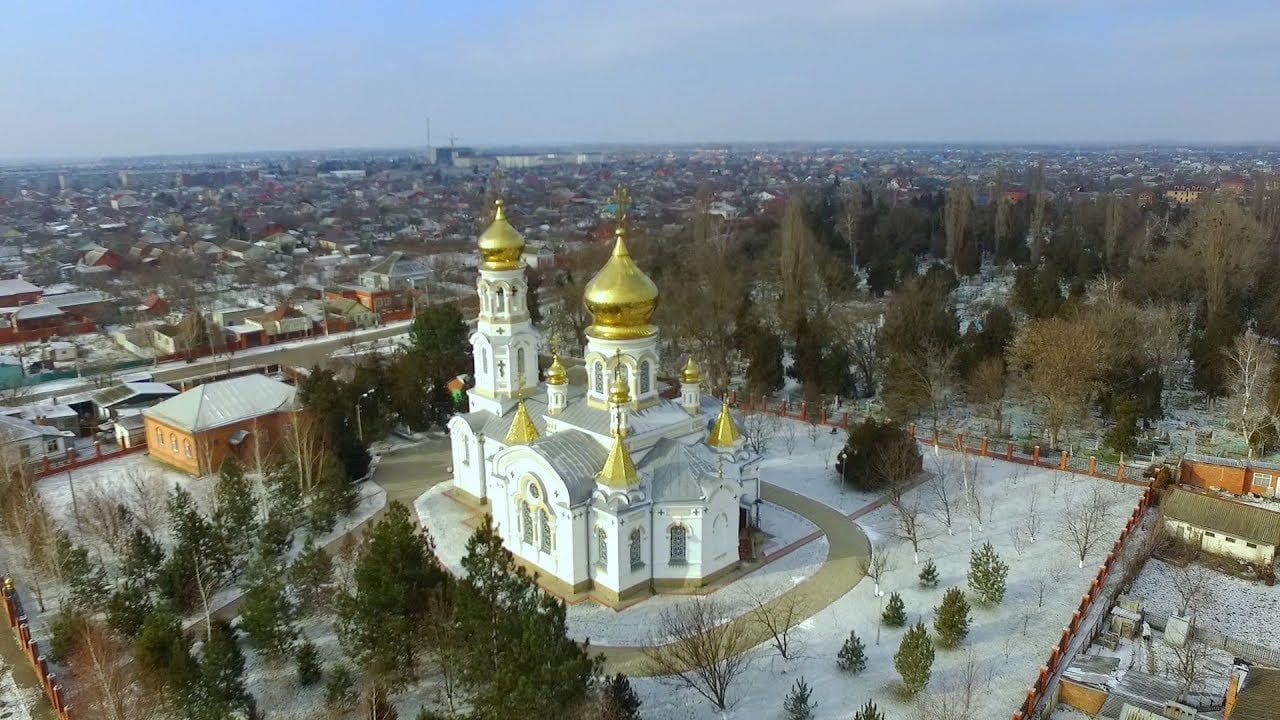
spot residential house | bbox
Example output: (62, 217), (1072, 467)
(1162, 487), (1280, 566)
(77, 245), (124, 273)
(1180, 454), (1280, 497)
(0, 411), (72, 466)
(0, 279), (43, 307)
(323, 297), (378, 331)
(90, 381), (180, 423)
(142, 374), (296, 475)
(246, 305), (313, 342)
(223, 239), (271, 262)
(1165, 185), (1206, 205)
(138, 293), (170, 317)
(190, 240), (224, 261)
(358, 251), (431, 292)
(1226, 664), (1280, 720)
(113, 410), (147, 448)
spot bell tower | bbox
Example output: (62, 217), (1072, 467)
(469, 198), (540, 416)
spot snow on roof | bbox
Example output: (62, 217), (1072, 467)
(143, 374), (296, 432)
(1182, 452), (1280, 472)
(0, 278), (41, 296)
(13, 304), (64, 320)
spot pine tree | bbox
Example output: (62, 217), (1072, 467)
(933, 587), (971, 648)
(918, 558), (939, 588)
(161, 486), (229, 612)
(967, 541), (1009, 604)
(853, 700), (886, 720)
(881, 591), (907, 627)
(240, 566), (297, 659)
(893, 622), (935, 696)
(782, 676), (815, 720)
(836, 630), (866, 672)
(296, 640), (321, 686)
(336, 501), (447, 689)
(289, 540), (334, 616)
(55, 531), (110, 611)
(133, 607), (194, 692)
(212, 456), (257, 560)
(602, 674), (642, 719)
(182, 619), (255, 720)
(454, 514), (602, 718)
(325, 663), (357, 712)
(120, 527), (165, 588)
(106, 582), (154, 638)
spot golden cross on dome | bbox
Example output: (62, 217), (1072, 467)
(611, 185), (631, 223)
(550, 334), (560, 357)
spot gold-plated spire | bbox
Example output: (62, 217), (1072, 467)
(681, 356), (702, 384)
(504, 400), (539, 445)
(598, 430), (639, 488)
(582, 227), (659, 339)
(478, 198), (525, 270)
(545, 337), (568, 386)
(707, 400), (742, 448)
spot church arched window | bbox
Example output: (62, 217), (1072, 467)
(494, 287), (505, 312)
(481, 348), (488, 376)
(595, 527), (608, 568)
(462, 439), (470, 465)
(629, 528), (643, 570)
(517, 348), (526, 383)
(593, 362), (604, 393)
(639, 360), (651, 395)
(539, 511), (553, 553)
(669, 525), (687, 565)
(521, 502), (533, 544)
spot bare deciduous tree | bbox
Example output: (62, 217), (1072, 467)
(124, 466), (169, 535)
(927, 456), (956, 536)
(880, 440), (927, 563)
(741, 410), (781, 455)
(911, 647), (992, 720)
(1165, 550), (1215, 620)
(1057, 484), (1111, 568)
(1224, 332), (1276, 455)
(1167, 638), (1213, 694)
(958, 449), (983, 538)
(643, 598), (753, 711)
(859, 546), (895, 597)
(1035, 559), (1068, 608)
(78, 481), (133, 553)
(67, 620), (165, 720)
(746, 585), (804, 661)
(782, 422), (798, 457)
(1023, 490), (1043, 543)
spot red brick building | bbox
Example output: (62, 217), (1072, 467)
(1180, 453), (1280, 497)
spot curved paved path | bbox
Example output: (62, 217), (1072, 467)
(596, 482), (875, 676)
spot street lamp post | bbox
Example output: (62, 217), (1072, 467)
(356, 388), (376, 443)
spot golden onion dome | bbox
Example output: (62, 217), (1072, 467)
(545, 353), (568, 386)
(681, 356), (702, 384)
(608, 369), (631, 405)
(477, 199), (525, 270)
(583, 228), (658, 339)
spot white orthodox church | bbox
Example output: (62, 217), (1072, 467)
(447, 198), (762, 604)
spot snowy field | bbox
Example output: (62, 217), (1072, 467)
(0, 663), (38, 720)
(1127, 557), (1280, 651)
(632, 451), (1145, 720)
(415, 483), (827, 647)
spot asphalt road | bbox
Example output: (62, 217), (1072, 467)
(26, 322), (413, 403)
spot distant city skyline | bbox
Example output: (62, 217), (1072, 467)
(3, 0), (1278, 159)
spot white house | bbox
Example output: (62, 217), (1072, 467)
(1162, 487), (1280, 566)
(0, 412), (72, 466)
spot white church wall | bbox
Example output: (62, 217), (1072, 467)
(447, 419), (487, 501)
(651, 506), (708, 583)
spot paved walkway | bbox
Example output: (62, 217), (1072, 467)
(596, 482), (877, 676)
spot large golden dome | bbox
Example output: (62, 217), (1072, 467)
(478, 199), (525, 270)
(583, 228), (658, 339)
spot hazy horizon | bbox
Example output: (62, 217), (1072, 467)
(3, 0), (1278, 159)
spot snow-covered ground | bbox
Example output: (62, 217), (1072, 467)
(1127, 558), (1280, 651)
(632, 452), (1145, 720)
(0, 663), (38, 720)
(415, 482), (827, 647)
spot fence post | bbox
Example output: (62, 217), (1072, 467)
(1059, 451), (1068, 470)
(1089, 456), (1097, 476)
(1007, 441), (1014, 460)
(1117, 462), (1125, 482)
(909, 422), (916, 438)
(820, 407), (827, 425)
(730, 390), (737, 406)
(799, 401), (807, 420)
(981, 437), (989, 456)
(1033, 446), (1041, 466)
(957, 432), (965, 452)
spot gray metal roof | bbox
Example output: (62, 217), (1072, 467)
(1164, 487), (1280, 546)
(643, 437), (713, 502)
(0, 413), (66, 443)
(528, 430), (608, 507)
(0, 279), (42, 296)
(554, 396), (696, 437)
(143, 374), (296, 432)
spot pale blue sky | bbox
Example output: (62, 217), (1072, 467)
(2, 1), (1277, 158)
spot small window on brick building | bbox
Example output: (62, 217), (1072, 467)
(1247, 542), (1258, 549)
(1225, 537), (1236, 544)
(1205, 531), (1216, 538)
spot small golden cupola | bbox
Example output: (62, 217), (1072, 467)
(545, 352), (568, 386)
(583, 196), (658, 338)
(504, 400), (539, 445)
(608, 366), (632, 405)
(477, 199), (525, 271)
(707, 400), (742, 449)
(681, 357), (702, 384)
(598, 430), (639, 488)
